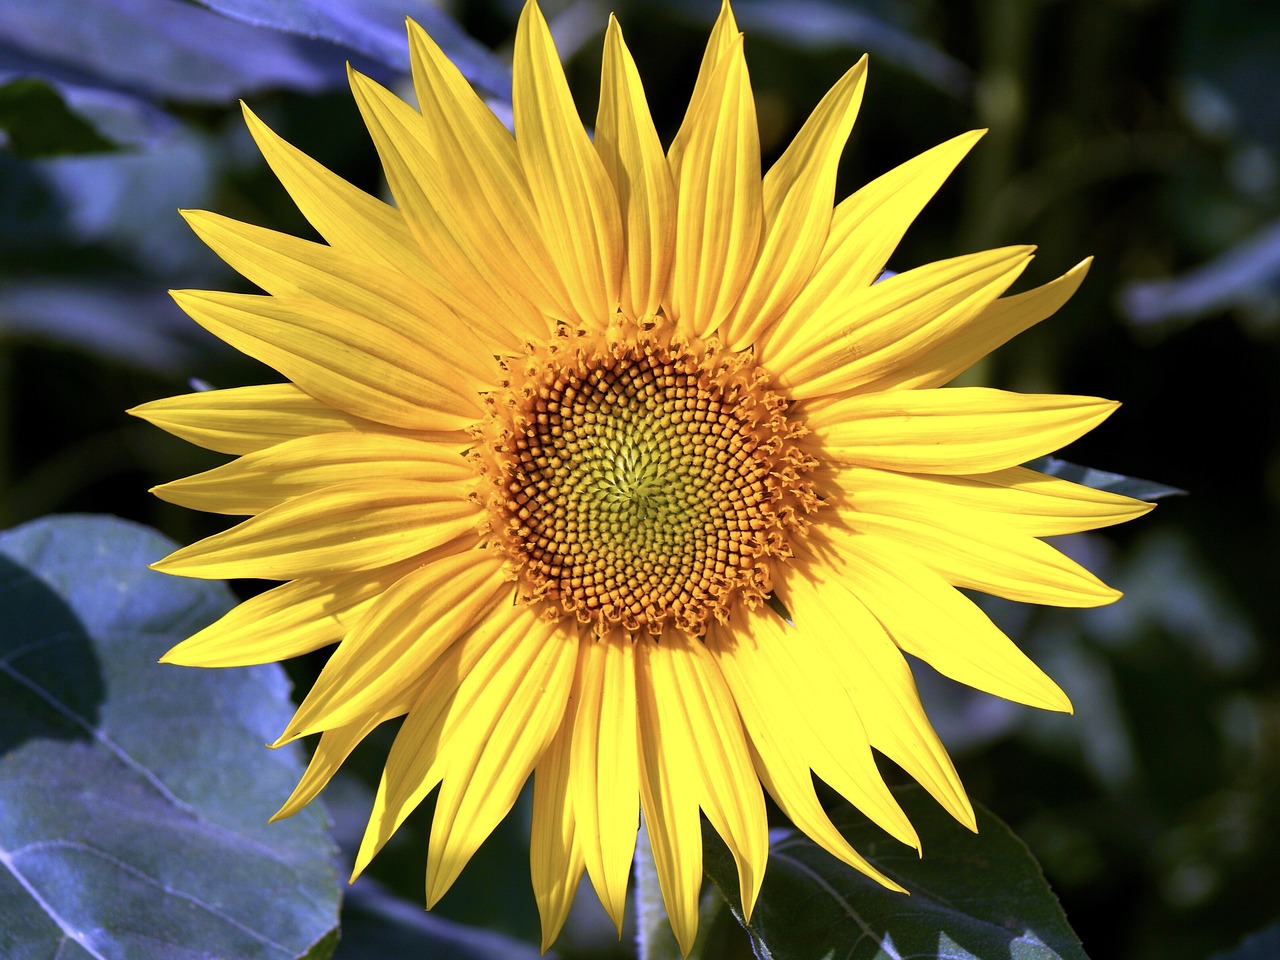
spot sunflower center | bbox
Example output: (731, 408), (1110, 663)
(477, 324), (817, 636)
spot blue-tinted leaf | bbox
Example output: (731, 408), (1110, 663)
(189, 0), (512, 99)
(702, 785), (1089, 960)
(0, 515), (341, 960)
(0, 78), (117, 157)
(0, 50), (181, 148)
(1120, 217), (1280, 327)
(1027, 457), (1186, 501)
(0, 280), (227, 372)
(1210, 922), (1280, 960)
(0, 0), (349, 104)
(31, 127), (226, 276)
(733, 0), (969, 96)
(334, 881), (548, 960)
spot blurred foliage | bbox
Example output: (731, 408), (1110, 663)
(2, 1), (1278, 959)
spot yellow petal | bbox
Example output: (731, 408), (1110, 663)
(769, 246), (1034, 399)
(271, 670), (428, 821)
(181, 209), (511, 362)
(151, 479), (481, 580)
(570, 634), (639, 932)
(278, 547), (508, 740)
(273, 720), (379, 822)
(828, 532), (1073, 712)
(807, 386), (1119, 475)
(160, 571), (386, 667)
(355, 62), (565, 335)
(171, 289), (484, 431)
(777, 560), (975, 831)
(669, 34), (763, 338)
(875, 258), (1093, 391)
(129, 384), (448, 456)
(740, 738), (903, 892)
(830, 464), (1154, 537)
(240, 103), (417, 269)
(706, 610), (919, 852)
(244, 103), (532, 352)
(426, 618), (579, 905)
(153, 432), (471, 516)
(634, 639), (701, 957)
(826, 495), (1122, 607)
(722, 57), (868, 350)
(403, 25), (572, 323)
(636, 631), (767, 953)
(667, 0), (740, 176)
(531, 706), (586, 953)
(762, 130), (984, 355)
(353, 593), (527, 878)
(596, 17), (676, 319)
(515, 0), (623, 324)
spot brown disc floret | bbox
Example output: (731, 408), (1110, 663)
(476, 322), (817, 636)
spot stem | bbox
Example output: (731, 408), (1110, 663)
(961, 0), (1038, 251)
(0, 335), (11, 530)
(634, 821), (725, 960)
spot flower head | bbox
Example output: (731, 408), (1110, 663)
(133, 1), (1151, 952)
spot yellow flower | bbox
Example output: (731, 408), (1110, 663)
(132, 1), (1151, 952)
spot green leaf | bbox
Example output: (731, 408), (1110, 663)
(1026, 456), (1185, 501)
(0, 79), (118, 158)
(702, 785), (1089, 960)
(0, 514), (341, 960)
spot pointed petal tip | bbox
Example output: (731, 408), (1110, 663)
(269, 728), (300, 749)
(1085, 585), (1125, 607)
(348, 855), (370, 884)
(156, 640), (197, 666)
(1044, 684), (1074, 714)
(942, 787), (978, 833)
(424, 877), (446, 911)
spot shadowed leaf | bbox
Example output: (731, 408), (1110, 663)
(0, 515), (341, 960)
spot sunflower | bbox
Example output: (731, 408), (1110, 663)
(132, 1), (1151, 953)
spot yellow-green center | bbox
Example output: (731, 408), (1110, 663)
(479, 328), (815, 635)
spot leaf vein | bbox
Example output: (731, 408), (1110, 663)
(3, 839), (297, 957)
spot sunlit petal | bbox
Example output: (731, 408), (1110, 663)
(140, 4), (1148, 952)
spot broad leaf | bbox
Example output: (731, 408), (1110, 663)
(0, 0), (348, 104)
(703, 785), (1089, 960)
(189, 0), (513, 98)
(1210, 923), (1280, 960)
(0, 280), (219, 373)
(733, 0), (969, 96)
(0, 79), (117, 157)
(0, 515), (340, 960)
